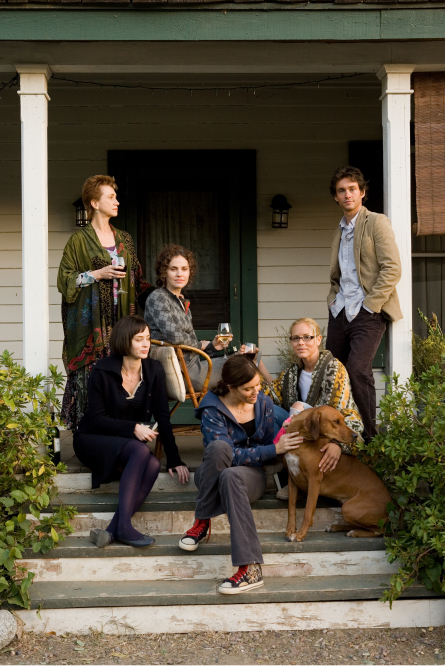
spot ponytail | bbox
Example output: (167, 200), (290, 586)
(212, 355), (259, 396)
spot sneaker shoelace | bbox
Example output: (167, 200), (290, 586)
(185, 518), (211, 541)
(228, 565), (249, 584)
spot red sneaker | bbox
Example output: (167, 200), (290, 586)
(218, 563), (264, 595)
(179, 518), (211, 551)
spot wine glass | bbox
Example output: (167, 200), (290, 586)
(243, 342), (257, 361)
(116, 257), (127, 295)
(217, 323), (232, 360)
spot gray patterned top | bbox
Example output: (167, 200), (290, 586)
(144, 287), (200, 353)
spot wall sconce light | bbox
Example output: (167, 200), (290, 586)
(270, 194), (292, 229)
(73, 198), (88, 227)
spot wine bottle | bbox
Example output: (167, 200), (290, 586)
(48, 412), (61, 465)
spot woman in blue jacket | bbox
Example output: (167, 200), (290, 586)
(179, 354), (302, 595)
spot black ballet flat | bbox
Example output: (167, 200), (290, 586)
(90, 528), (114, 548)
(116, 535), (156, 548)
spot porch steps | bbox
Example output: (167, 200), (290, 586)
(16, 443), (445, 633)
(25, 575), (437, 611)
(21, 533), (397, 583)
(42, 490), (344, 537)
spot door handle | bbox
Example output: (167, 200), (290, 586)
(234, 283), (237, 299)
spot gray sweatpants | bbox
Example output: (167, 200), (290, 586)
(194, 440), (266, 566)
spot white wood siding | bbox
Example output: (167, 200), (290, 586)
(0, 75), (382, 379)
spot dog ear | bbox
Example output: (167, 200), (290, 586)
(310, 411), (321, 441)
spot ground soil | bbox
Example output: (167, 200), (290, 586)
(1, 626), (445, 666)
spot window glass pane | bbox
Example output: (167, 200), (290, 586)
(412, 254), (445, 336)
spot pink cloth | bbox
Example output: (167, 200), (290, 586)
(273, 417), (292, 445)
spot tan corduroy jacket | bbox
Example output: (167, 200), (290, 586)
(327, 206), (403, 322)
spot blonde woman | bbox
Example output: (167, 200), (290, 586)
(260, 318), (363, 498)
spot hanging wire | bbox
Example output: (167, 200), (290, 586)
(48, 72), (367, 94)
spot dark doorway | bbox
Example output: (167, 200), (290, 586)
(108, 150), (258, 344)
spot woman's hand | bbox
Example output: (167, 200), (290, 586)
(168, 465), (190, 484)
(91, 265), (126, 281)
(212, 334), (233, 351)
(275, 430), (304, 455)
(134, 423), (157, 442)
(319, 442), (341, 473)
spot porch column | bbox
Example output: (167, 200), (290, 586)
(377, 64), (414, 384)
(15, 65), (51, 377)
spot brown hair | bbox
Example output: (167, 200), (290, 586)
(213, 355), (260, 397)
(289, 317), (322, 339)
(155, 244), (197, 288)
(109, 315), (150, 357)
(82, 175), (117, 221)
(329, 166), (368, 203)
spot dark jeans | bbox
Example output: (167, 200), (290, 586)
(194, 440), (266, 566)
(326, 306), (387, 442)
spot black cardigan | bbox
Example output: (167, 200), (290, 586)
(77, 354), (184, 470)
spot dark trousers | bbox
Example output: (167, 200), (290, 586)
(326, 306), (387, 442)
(194, 441), (266, 566)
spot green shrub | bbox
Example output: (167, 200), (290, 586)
(413, 310), (445, 379)
(362, 362), (445, 605)
(0, 351), (77, 609)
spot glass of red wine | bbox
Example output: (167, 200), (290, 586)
(116, 256), (127, 294)
(243, 342), (257, 361)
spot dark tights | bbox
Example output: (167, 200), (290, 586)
(106, 439), (161, 541)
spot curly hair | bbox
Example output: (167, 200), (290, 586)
(154, 244), (197, 288)
(329, 166), (368, 203)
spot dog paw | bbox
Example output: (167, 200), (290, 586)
(286, 533), (298, 542)
(346, 530), (357, 537)
(294, 533), (306, 542)
(325, 526), (333, 533)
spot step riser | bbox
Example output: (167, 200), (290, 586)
(36, 507), (342, 536)
(55, 472), (277, 494)
(15, 599), (445, 634)
(21, 551), (397, 582)
(55, 473), (197, 494)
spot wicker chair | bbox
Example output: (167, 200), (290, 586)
(150, 340), (213, 460)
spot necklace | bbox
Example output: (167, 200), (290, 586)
(122, 366), (140, 383)
(232, 402), (247, 414)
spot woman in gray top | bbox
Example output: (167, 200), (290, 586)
(144, 244), (230, 391)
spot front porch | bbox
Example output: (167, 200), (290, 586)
(1, 32), (445, 631)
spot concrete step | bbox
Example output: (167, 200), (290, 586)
(21, 533), (396, 582)
(54, 472), (197, 494)
(43, 492), (342, 536)
(24, 575), (438, 610)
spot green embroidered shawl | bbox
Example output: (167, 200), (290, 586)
(57, 223), (150, 375)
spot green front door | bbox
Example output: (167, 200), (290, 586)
(108, 150), (257, 423)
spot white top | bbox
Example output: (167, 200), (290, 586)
(298, 370), (312, 403)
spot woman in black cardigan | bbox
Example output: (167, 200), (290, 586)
(74, 314), (188, 548)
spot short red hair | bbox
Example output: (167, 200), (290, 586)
(82, 175), (117, 221)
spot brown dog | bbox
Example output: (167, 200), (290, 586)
(281, 405), (391, 541)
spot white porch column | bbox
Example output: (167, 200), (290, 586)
(377, 64), (414, 384)
(15, 65), (51, 377)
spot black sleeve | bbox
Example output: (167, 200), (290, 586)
(203, 341), (218, 358)
(152, 364), (185, 469)
(86, 370), (137, 438)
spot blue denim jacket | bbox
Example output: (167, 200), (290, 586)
(195, 391), (276, 467)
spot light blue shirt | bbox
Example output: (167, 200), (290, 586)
(330, 210), (372, 322)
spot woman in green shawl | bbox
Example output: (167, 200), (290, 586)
(57, 175), (152, 429)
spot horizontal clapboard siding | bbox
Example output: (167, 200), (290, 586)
(0, 74), (382, 382)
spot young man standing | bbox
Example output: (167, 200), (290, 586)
(326, 166), (402, 443)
